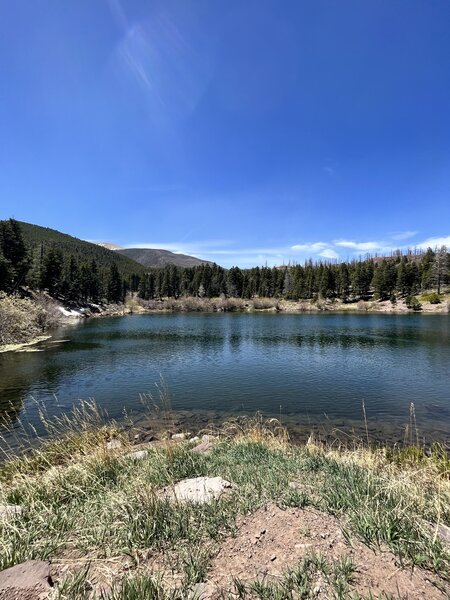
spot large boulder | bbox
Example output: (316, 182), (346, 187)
(0, 560), (53, 600)
(160, 476), (232, 505)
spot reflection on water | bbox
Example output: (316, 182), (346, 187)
(0, 313), (449, 445)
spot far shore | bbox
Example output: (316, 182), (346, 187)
(1, 293), (448, 354)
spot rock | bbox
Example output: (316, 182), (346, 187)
(172, 433), (186, 440)
(190, 436), (201, 444)
(160, 476), (233, 505)
(201, 434), (218, 443)
(0, 504), (22, 523)
(191, 441), (213, 454)
(190, 582), (216, 599)
(438, 523), (450, 543)
(106, 439), (122, 451)
(126, 450), (148, 460)
(0, 560), (53, 600)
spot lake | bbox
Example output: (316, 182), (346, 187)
(1, 313), (449, 447)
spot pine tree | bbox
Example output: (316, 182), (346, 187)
(107, 263), (123, 303)
(40, 245), (64, 296)
(0, 219), (30, 291)
(433, 246), (448, 294)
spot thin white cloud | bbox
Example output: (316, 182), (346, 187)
(291, 242), (328, 252)
(320, 248), (339, 260)
(334, 240), (382, 252)
(390, 230), (418, 241)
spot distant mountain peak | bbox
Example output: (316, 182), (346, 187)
(95, 242), (124, 251)
(117, 247), (214, 268)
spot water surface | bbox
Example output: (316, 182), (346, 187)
(1, 313), (449, 445)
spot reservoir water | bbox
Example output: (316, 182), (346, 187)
(0, 313), (449, 445)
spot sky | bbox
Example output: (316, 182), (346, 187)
(1, 0), (450, 268)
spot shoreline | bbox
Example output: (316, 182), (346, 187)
(0, 335), (52, 354)
(0, 415), (449, 598)
(1, 294), (448, 353)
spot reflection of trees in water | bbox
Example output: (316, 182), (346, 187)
(0, 350), (68, 431)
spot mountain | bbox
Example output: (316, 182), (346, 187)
(96, 242), (124, 251)
(117, 247), (214, 268)
(15, 221), (146, 278)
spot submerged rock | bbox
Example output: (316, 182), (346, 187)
(160, 476), (232, 505)
(0, 560), (53, 599)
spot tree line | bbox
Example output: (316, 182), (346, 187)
(1, 219), (449, 305)
(138, 249), (449, 302)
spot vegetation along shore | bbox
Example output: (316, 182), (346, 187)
(1, 219), (449, 351)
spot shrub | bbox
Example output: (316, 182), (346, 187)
(0, 293), (61, 345)
(421, 292), (442, 304)
(405, 295), (422, 311)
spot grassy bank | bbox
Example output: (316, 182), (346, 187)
(133, 295), (450, 315)
(0, 409), (449, 598)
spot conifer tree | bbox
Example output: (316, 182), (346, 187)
(40, 245), (64, 296)
(107, 263), (123, 303)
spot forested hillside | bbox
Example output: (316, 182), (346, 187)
(0, 219), (144, 303)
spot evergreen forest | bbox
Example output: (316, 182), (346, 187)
(1, 219), (449, 306)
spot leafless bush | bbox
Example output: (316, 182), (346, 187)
(33, 293), (62, 330)
(0, 294), (41, 345)
(215, 297), (246, 312)
(252, 297), (280, 310)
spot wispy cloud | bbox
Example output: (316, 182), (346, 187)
(291, 242), (328, 252)
(323, 166), (336, 176)
(334, 240), (382, 252)
(320, 248), (339, 259)
(390, 230), (418, 241)
(415, 236), (450, 250)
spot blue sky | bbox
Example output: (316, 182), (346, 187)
(1, 0), (450, 268)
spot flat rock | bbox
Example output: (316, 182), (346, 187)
(0, 504), (22, 523)
(190, 581), (217, 599)
(0, 560), (53, 600)
(126, 450), (148, 460)
(106, 439), (122, 451)
(160, 476), (232, 505)
(192, 441), (214, 454)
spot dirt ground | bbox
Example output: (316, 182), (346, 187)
(203, 503), (448, 598)
(52, 502), (449, 599)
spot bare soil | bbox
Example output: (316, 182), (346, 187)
(51, 503), (449, 598)
(204, 503), (448, 598)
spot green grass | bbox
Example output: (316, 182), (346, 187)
(0, 413), (449, 598)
